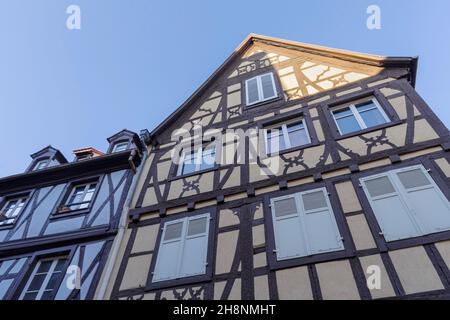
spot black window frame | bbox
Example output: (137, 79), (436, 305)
(258, 108), (320, 158)
(0, 191), (33, 230)
(51, 175), (103, 218)
(263, 181), (355, 271)
(145, 207), (217, 291)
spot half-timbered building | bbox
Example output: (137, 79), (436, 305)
(0, 129), (144, 300)
(106, 34), (450, 300)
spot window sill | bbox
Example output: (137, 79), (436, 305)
(146, 273), (212, 291)
(169, 165), (219, 182)
(335, 120), (403, 141)
(385, 230), (450, 252)
(268, 249), (353, 271)
(244, 96), (283, 110)
(50, 208), (91, 220)
(263, 142), (320, 158)
(0, 223), (15, 231)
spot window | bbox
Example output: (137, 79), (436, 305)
(245, 72), (277, 106)
(332, 98), (389, 135)
(270, 188), (344, 261)
(112, 141), (128, 153)
(152, 214), (210, 282)
(33, 159), (49, 171)
(62, 182), (97, 212)
(20, 256), (68, 300)
(0, 197), (27, 226)
(265, 119), (311, 154)
(360, 165), (450, 242)
(177, 144), (216, 176)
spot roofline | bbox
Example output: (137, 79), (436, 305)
(147, 34), (418, 144)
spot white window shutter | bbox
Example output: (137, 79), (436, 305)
(153, 222), (184, 282)
(271, 196), (308, 260)
(260, 73), (276, 100)
(246, 78), (260, 105)
(301, 189), (344, 255)
(395, 167), (450, 234)
(361, 174), (421, 241)
(179, 216), (209, 277)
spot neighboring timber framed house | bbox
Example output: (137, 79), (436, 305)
(0, 129), (143, 300)
(106, 34), (450, 300)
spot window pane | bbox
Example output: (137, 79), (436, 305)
(113, 142), (128, 152)
(40, 290), (53, 300)
(54, 258), (67, 272)
(287, 122), (304, 132)
(187, 217), (208, 236)
(182, 162), (197, 175)
(164, 222), (183, 241)
(274, 197), (298, 217)
(28, 274), (46, 291)
(267, 128), (285, 153)
(200, 148), (216, 171)
(246, 78), (259, 104)
(22, 292), (38, 300)
(397, 169), (431, 189)
(302, 191), (327, 211)
(333, 108), (353, 119)
(261, 74), (276, 99)
(37, 260), (52, 273)
(358, 106), (387, 128)
(365, 176), (396, 197)
(288, 128), (309, 147)
(355, 101), (377, 112)
(335, 115), (361, 134)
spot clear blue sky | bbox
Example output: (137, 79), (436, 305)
(0, 0), (449, 177)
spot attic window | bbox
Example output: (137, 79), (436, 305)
(245, 72), (277, 106)
(112, 142), (129, 153)
(33, 159), (49, 171)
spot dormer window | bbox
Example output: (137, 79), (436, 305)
(0, 196), (28, 226)
(245, 72), (277, 106)
(112, 141), (129, 153)
(33, 159), (49, 171)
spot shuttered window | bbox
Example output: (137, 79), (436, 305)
(360, 165), (450, 242)
(153, 213), (210, 282)
(245, 73), (277, 106)
(270, 188), (344, 261)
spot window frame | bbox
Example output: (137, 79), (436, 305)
(245, 72), (278, 107)
(145, 207), (217, 290)
(19, 255), (69, 300)
(52, 176), (102, 218)
(0, 191), (32, 229)
(264, 183), (354, 271)
(352, 157), (450, 252)
(174, 141), (219, 178)
(10, 246), (75, 300)
(111, 141), (130, 153)
(332, 98), (390, 135)
(33, 158), (50, 171)
(264, 118), (312, 155)
(258, 110), (319, 157)
(324, 88), (401, 140)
